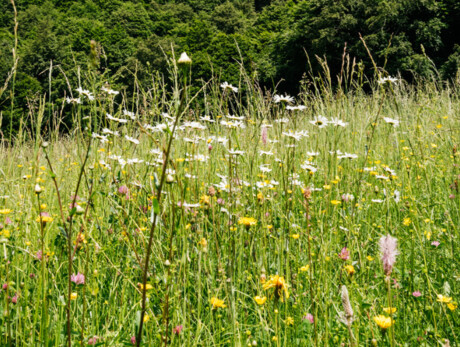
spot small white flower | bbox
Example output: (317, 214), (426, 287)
(76, 87), (94, 101)
(225, 114), (245, 121)
(65, 97), (81, 104)
(101, 86), (119, 96)
(102, 128), (120, 136)
(220, 82), (238, 93)
(199, 116), (215, 123)
(310, 116), (329, 128)
(106, 113), (128, 124)
(329, 118), (348, 127)
(273, 94), (294, 103)
(286, 105), (307, 111)
(378, 76), (398, 85)
(123, 109), (136, 120)
(124, 135), (140, 145)
(383, 117), (400, 127)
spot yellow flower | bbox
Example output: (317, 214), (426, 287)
(291, 234), (300, 239)
(383, 307), (397, 314)
(0, 209), (13, 215)
(331, 200), (341, 205)
(210, 297), (226, 309)
(437, 294), (452, 303)
(447, 302), (457, 311)
(254, 296), (267, 305)
(299, 265), (310, 272)
(238, 217), (257, 229)
(143, 314), (150, 322)
(367, 256), (374, 261)
(403, 217), (411, 226)
(70, 292), (78, 300)
(137, 283), (153, 291)
(200, 195), (211, 205)
(285, 316), (294, 325)
(36, 215), (53, 223)
(373, 315), (393, 329)
(344, 265), (355, 275)
(263, 275), (289, 302)
(198, 237), (208, 249)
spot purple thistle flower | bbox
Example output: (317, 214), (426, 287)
(379, 234), (399, 276)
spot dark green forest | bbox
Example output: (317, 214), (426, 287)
(1, 0), (460, 135)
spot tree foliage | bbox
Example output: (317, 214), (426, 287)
(1, 0), (460, 134)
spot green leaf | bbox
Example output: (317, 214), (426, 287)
(152, 198), (160, 215)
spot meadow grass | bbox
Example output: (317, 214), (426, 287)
(0, 58), (459, 346)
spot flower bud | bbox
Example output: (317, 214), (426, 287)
(166, 174), (174, 184)
(178, 52), (191, 65)
(75, 205), (85, 215)
(34, 184), (43, 194)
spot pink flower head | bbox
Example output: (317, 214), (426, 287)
(11, 293), (18, 304)
(338, 247), (350, 261)
(303, 313), (314, 324)
(118, 185), (129, 195)
(71, 272), (85, 285)
(36, 250), (43, 261)
(431, 241), (440, 247)
(217, 198), (224, 205)
(130, 336), (136, 345)
(379, 234), (399, 276)
(412, 291), (422, 297)
(2, 283), (7, 290)
(261, 126), (268, 146)
(88, 336), (98, 345)
(208, 144), (213, 151)
(5, 217), (12, 225)
(173, 325), (183, 335)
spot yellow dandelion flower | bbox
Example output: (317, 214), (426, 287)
(344, 265), (355, 275)
(0, 209), (13, 215)
(210, 297), (226, 309)
(373, 315), (393, 329)
(403, 217), (411, 226)
(299, 265), (310, 272)
(263, 275), (289, 302)
(291, 234), (300, 239)
(70, 292), (78, 300)
(238, 217), (257, 229)
(331, 200), (341, 205)
(367, 256), (374, 261)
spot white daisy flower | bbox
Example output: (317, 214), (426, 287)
(220, 81), (238, 93)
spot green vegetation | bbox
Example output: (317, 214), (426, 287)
(1, 0), (460, 138)
(0, 51), (459, 345)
